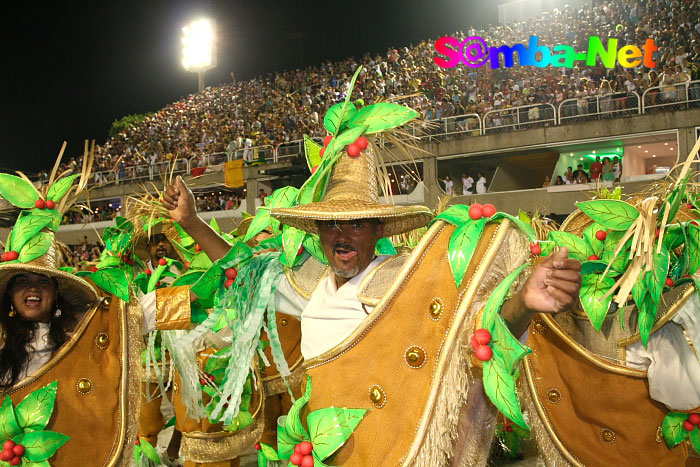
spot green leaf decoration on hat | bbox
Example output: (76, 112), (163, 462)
(324, 101), (357, 134)
(548, 231), (592, 262)
(259, 376), (367, 466)
(0, 173), (40, 208)
(687, 223), (700, 276)
(9, 213), (53, 255)
(90, 267), (130, 302)
(580, 273), (615, 331)
(0, 381), (70, 464)
(303, 135), (323, 172)
(18, 232), (52, 264)
(576, 199), (639, 231)
(448, 217), (486, 289)
(46, 174), (80, 202)
(346, 103), (419, 134)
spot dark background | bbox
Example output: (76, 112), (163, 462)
(0, 0), (501, 173)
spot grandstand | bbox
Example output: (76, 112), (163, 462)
(18, 0), (700, 265)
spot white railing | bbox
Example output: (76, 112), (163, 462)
(641, 79), (700, 113)
(483, 103), (556, 134)
(558, 91), (641, 123)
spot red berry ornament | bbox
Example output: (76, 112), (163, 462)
(692, 221), (699, 227)
(297, 441), (313, 456)
(473, 328), (492, 346)
(135, 438), (140, 446)
(158, 258), (167, 266)
(355, 136), (369, 150)
(319, 147), (325, 158)
(595, 230), (607, 241)
(0, 252), (7, 262)
(225, 278), (235, 289)
(90, 266), (98, 272)
(3, 441), (14, 452)
(311, 165), (318, 174)
(347, 144), (360, 158)
(468, 203), (483, 220)
(665, 277), (674, 287)
(35, 199), (46, 209)
(294, 445), (301, 453)
(482, 204), (496, 218)
(588, 255), (600, 261)
(655, 228), (661, 239)
(529, 242), (541, 256)
(323, 135), (333, 147)
(145, 269), (152, 276)
(195, 244), (202, 252)
(684, 420), (695, 431)
(290, 451), (304, 466)
(225, 268), (237, 280)
(8, 456), (20, 466)
(474, 345), (493, 361)
(45, 200), (55, 210)
(11, 445), (24, 457)
(690, 413), (700, 425)
(6, 251), (18, 261)
(0, 451), (12, 462)
(301, 455), (315, 467)
(255, 443), (261, 451)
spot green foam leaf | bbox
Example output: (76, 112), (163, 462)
(375, 237), (397, 256)
(139, 438), (160, 463)
(687, 223), (700, 276)
(483, 349), (527, 429)
(307, 407), (367, 460)
(46, 174), (80, 202)
(18, 232), (52, 263)
(488, 314), (531, 378)
(11, 212), (52, 254)
(286, 377), (312, 441)
(488, 212), (536, 241)
(347, 102), (419, 134)
(324, 102), (357, 134)
(0, 173), (40, 208)
(282, 226), (305, 268)
(302, 234), (327, 265)
(432, 205), (471, 227)
(482, 264), (528, 328)
(260, 443), (281, 461)
(577, 199), (639, 231)
(0, 396), (21, 440)
(303, 135), (323, 172)
(243, 207), (271, 243)
(579, 273), (615, 331)
(600, 230), (632, 273)
(90, 267), (130, 302)
(549, 231), (592, 262)
(662, 412), (688, 448)
(16, 430), (70, 462)
(448, 218), (486, 288)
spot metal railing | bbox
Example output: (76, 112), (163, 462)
(642, 79), (700, 113)
(483, 103), (556, 134)
(558, 91), (641, 123)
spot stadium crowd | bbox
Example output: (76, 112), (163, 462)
(45, 0), (699, 183)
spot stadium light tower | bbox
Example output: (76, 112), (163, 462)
(181, 18), (216, 92)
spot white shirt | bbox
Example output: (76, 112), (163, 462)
(275, 256), (391, 359)
(626, 293), (700, 410)
(476, 177), (487, 194)
(21, 323), (53, 381)
(463, 176), (474, 193)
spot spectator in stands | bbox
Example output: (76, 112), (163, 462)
(564, 166), (575, 184)
(542, 175), (551, 188)
(601, 157), (615, 182)
(462, 173), (474, 194)
(553, 176), (565, 186)
(476, 173), (487, 194)
(590, 156), (603, 181)
(612, 156), (622, 182)
(572, 164), (587, 180)
(439, 176), (454, 195)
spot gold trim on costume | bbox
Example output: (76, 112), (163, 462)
(155, 286), (191, 330)
(357, 252), (410, 306)
(539, 313), (647, 377)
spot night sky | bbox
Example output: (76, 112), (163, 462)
(0, 0), (501, 173)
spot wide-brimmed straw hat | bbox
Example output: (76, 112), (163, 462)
(0, 232), (98, 311)
(271, 145), (433, 237)
(133, 219), (183, 262)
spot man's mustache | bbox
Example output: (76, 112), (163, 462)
(333, 243), (355, 252)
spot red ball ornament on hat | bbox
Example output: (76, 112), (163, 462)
(319, 147), (325, 158)
(323, 135), (333, 147)
(225, 279), (235, 289)
(12, 445), (24, 457)
(595, 230), (607, 241)
(588, 255), (599, 261)
(529, 242), (541, 256)
(8, 456), (20, 466)
(145, 269), (152, 276)
(355, 136), (368, 150)
(473, 328), (492, 346)
(684, 420), (695, 431)
(158, 258), (167, 266)
(45, 200), (55, 210)
(689, 413), (700, 425)
(195, 244), (202, 252)
(290, 452), (304, 466)
(474, 345), (492, 361)
(347, 144), (361, 158)
(665, 277), (674, 287)
(2, 441), (14, 452)
(225, 268), (237, 280)
(0, 252), (7, 262)
(297, 441), (313, 456)
(134, 438), (140, 446)
(301, 455), (315, 467)
(311, 166), (318, 174)
(254, 443), (261, 451)
(35, 199), (45, 209)
(5, 251), (18, 261)
(90, 266), (98, 272)
(482, 204), (496, 218)
(0, 451), (12, 462)
(468, 204), (483, 220)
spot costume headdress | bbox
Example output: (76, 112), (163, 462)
(270, 66), (433, 237)
(0, 142), (98, 310)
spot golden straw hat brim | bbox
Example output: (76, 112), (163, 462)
(0, 262), (99, 312)
(271, 199), (433, 237)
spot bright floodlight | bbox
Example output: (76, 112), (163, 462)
(181, 18), (216, 72)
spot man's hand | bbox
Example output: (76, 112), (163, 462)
(501, 247), (582, 337)
(162, 176), (197, 228)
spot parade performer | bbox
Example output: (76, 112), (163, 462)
(162, 66), (582, 466)
(520, 145), (700, 466)
(0, 143), (142, 465)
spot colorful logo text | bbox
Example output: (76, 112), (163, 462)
(434, 35), (658, 69)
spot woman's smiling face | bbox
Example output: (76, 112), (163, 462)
(10, 273), (57, 323)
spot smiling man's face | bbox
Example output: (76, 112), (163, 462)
(148, 233), (173, 263)
(318, 219), (384, 287)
